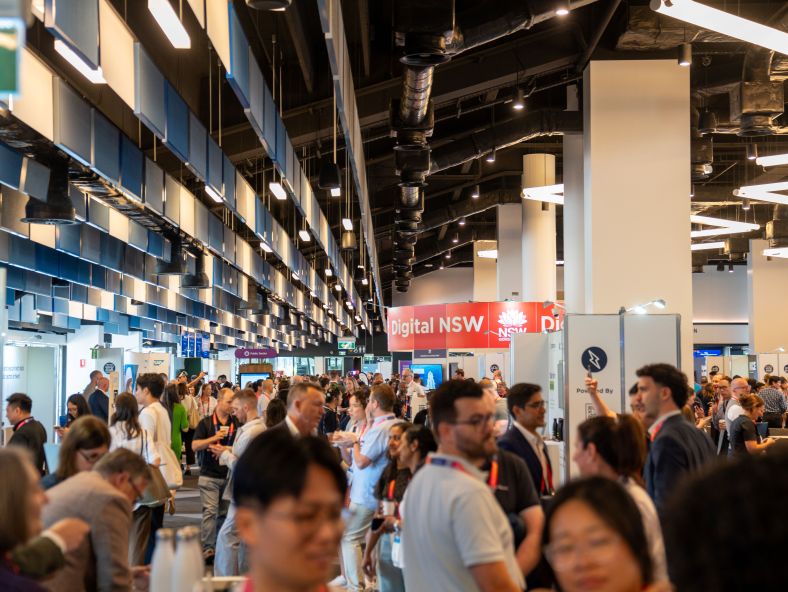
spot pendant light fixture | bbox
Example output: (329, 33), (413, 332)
(678, 42), (691, 67)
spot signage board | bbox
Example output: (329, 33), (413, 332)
(414, 349), (446, 359)
(234, 347), (278, 359)
(338, 337), (356, 351)
(387, 301), (563, 351)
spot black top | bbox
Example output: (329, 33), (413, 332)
(194, 413), (239, 479)
(729, 415), (759, 456)
(9, 418), (48, 475)
(484, 450), (540, 516)
(88, 390), (109, 423)
(318, 407), (339, 436)
(374, 463), (412, 503)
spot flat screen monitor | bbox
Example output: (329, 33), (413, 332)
(411, 364), (444, 391)
(239, 373), (270, 388)
(338, 337), (356, 351)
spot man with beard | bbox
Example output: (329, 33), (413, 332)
(401, 380), (523, 592)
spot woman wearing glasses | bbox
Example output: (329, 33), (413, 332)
(41, 416), (110, 490)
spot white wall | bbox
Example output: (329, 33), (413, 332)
(692, 265), (747, 322)
(749, 239), (788, 351)
(392, 267), (474, 307)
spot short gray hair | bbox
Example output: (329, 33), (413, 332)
(94, 449), (150, 482)
(287, 381), (323, 409)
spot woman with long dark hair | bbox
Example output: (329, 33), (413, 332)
(161, 383), (188, 461)
(54, 394), (91, 439)
(41, 416), (110, 490)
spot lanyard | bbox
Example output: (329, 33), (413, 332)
(212, 412), (235, 442)
(540, 448), (554, 495)
(427, 456), (499, 490)
(387, 479), (397, 500)
(13, 417), (35, 432)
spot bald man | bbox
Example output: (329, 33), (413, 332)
(88, 377), (110, 423)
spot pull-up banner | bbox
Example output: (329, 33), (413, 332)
(387, 302), (563, 351)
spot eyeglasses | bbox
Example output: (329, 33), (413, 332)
(266, 503), (345, 538)
(129, 478), (146, 503)
(546, 533), (621, 572)
(78, 449), (106, 465)
(525, 400), (546, 410)
(452, 414), (495, 429)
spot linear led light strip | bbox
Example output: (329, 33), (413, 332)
(522, 184), (564, 204)
(734, 181), (788, 205)
(763, 247), (788, 259)
(651, 0), (788, 56)
(689, 215), (760, 238)
(755, 153), (788, 168)
(690, 241), (725, 251)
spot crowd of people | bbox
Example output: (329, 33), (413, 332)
(2, 363), (788, 591)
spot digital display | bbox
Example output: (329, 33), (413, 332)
(338, 337), (356, 351)
(411, 364), (444, 391)
(239, 373), (270, 387)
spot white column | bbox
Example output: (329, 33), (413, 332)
(522, 154), (557, 302)
(563, 133), (585, 312)
(473, 240), (497, 302)
(497, 204), (523, 301)
(748, 239), (788, 352)
(566, 60), (693, 372)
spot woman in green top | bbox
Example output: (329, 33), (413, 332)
(162, 383), (189, 460)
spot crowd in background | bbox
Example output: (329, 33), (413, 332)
(3, 362), (788, 592)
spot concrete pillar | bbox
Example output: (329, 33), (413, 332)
(564, 60), (693, 372)
(522, 154), (557, 302)
(473, 240), (497, 302)
(563, 133), (584, 312)
(497, 203), (523, 301)
(748, 239), (788, 352)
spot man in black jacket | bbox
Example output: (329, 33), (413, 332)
(6, 393), (48, 474)
(638, 363), (716, 518)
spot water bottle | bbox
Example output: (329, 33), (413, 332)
(150, 529), (175, 592)
(172, 526), (204, 592)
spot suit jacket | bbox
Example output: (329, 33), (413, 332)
(498, 425), (552, 496)
(41, 471), (132, 592)
(9, 418), (48, 475)
(644, 414), (715, 517)
(88, 390), (109, 423)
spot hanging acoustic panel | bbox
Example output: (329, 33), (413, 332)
(45, 0), (100, 69)
(207, 135), (222, 196)
(247, 58), (264, 141)
(119, 135), (143, 202)
(0, 141), (23, 190)
(53, 78), (91, 166)
(164, 82), (189, 162)
(98, 0), (135, 108)
(194, 201), (209, 246)
(227, 4), (250, 108)
(222, 155), (235, 209)
(133, 44), (166, 138)
(144, 157), (164, 214)
(90, 109), (120, 183)
(163, 174), (181, 225)
(188, 112), (207, 181)
(19, 158), (50, 202)
(11, 50), (54, 141)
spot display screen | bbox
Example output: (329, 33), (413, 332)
(338, 337), (356, 351)
(239, 373), (270, 387)
(411, 364), (444, 391)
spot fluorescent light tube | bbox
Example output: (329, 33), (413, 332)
(650, 0), (788, 56)
(342, 218), (353, 231)
(292, 271), (300, 281)
(261, 241), (273, 253)
(54, 39), (105, 84)
(269, 181), (287, 200)
(205, 184), (223, 203)
(691, 241), (725, 251)
(148, 0), (191, 49)
(522, 183), (565, 205)
(755, 153), (788, 168)
(763, 247), (788, 259)
(298, 230), (311, 242)
(477, 249), (498, 259)
(325, 268), (333, 277)
(689, 215), (759, 238)
(331, 187), (341, 197)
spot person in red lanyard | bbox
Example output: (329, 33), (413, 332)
(192, 388), (240, 563)
(6, 393), (49, 476)
(233, 428), (347, 592)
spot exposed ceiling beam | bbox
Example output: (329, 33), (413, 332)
(358, 0), (371, 78)
(284, 3), (315, 94)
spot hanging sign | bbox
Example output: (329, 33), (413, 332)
(235, 347), (278, 359)
(387, 301), (563, 351)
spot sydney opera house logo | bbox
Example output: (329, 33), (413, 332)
(496, 309), (528, 341)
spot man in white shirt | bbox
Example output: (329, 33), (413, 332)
(213, 389), (266, 576)
(133, 372), (170, 563)
(256, 379), (275, 419)
(402, 368), (427, 419)
(402, 379), (524, 592)
(725, 377), (749, 448)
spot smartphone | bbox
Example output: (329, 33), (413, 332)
(371, 517), (385, 531)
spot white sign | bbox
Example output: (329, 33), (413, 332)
(623, 315), (680, 390)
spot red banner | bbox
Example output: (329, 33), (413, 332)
(387, 301), (564, 351)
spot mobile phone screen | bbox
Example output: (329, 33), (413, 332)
(371, 517), (385, 531)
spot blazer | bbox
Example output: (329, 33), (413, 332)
(41, 471), (132, 592)
(498, 425), (552, 496)
(9, 418), (48, 475)
(644, 413), (715, 517)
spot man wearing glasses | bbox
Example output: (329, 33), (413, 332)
(41, 449), (151, 592)
(724, 377), (750, 453)
(498, 383), (555, 497)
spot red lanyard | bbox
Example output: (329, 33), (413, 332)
(212, 413), (235, 442)
(13, 417), (34, 432)
(540, 452), (554, 495)
(426, 456), (499, 490)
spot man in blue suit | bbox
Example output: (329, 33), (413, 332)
(638, 363), (715, 518)
(498, 383), (554, 497)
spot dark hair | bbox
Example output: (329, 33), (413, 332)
(370, 384), (396, 412)
(56, 416), (111, 481)
(0, 448), (37, 553)
(664, 451), (788, 591)
(93, 448), (150, 482)
(67, 394), (91, 419)
(576, 415), (647, 485)
(506, 383), (542, 416)
(287, 381), (323, 408)
(350, 390), (368, 409)
(319, 376), (330, 389)
(137, 373), (165, 399)
(89, 370), (102, 380)
(110, 392), (142, 439)
(544, 476), (653, 586)
(161, 384), (180, 420)
(254, 379), (264, 391)
(265, 398), (288, 428)
(404, 425), (437, 459)
(325, 390), (339, 405)
(176, 382), (188, 400)
(767, 375), (782, 386)
(635, 364), (690, 408)
(233, 388), (258, 407)
(629, 382), (639, 396)
(429, 379), (484, 432)
(233, 430), (346, 509)
(6, 393), (32, 414)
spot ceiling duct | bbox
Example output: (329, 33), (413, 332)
(156, 237), (187, 275)
(181, 252), (210, 289)
(419, 189), (521, 233)
(238, 282), (265, 313)
(21, 159), (77, 225)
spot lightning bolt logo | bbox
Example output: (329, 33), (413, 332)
(588, 350), (602, 372)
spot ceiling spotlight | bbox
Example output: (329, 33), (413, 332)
(728, 262), (734, 273)
(361, 276), (369, 286)
(445, 250), (452, 260)
(330, 186), (341, 198)
(485, 150), (496, 164)
(298, 229), (311, 242)
(452, 233), (459, 244)
(678, 42), (692, 67)
(269, 181), (287, 200)
(742, 198), (751, 211)
(513, 87), (525, 110)
(458, 217), (466, 226)
(342, 218), (354, 231)
(325, 268), (332, 277)
(555, 1), (570, 16)
(471, 185), (480, 199)
(746, 144), (758, 161)
(439, 262), (445, 270)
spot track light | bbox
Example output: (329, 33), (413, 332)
(746, 144), (758, 161)
(678, 43), (692, 67)
(513, 88), (525, 110)
(269, 181), (287, 200)
(742, 199), (751, 211)
(485, 150), (496, 163)
(148, 0), (191, 49)
(471, 185), (480, 199)
(458, 217), (466, 226)
(728, 262), (734, 273)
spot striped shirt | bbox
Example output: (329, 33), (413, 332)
(759, 388), (787, 414)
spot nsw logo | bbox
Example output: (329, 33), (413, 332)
(581, 347), (608, 373)
(496, 309), (528, 342)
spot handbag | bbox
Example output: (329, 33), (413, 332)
(138, 431), (169, 507)
(150, 406), (183, 490)
(187, 397), (201, 430)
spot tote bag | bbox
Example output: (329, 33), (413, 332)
(139, 430), (170, 507)
(150, 407), (183, 490)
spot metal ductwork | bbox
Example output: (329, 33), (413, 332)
(690, 100), (713, 180)
(429, 109), (582, 174)
(419, 190), (521, 233)
(181, 252), (210, 289)
(21, 158), (77, 225)
(156, 237), (187, 275)
(766, 204), (788, 249)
